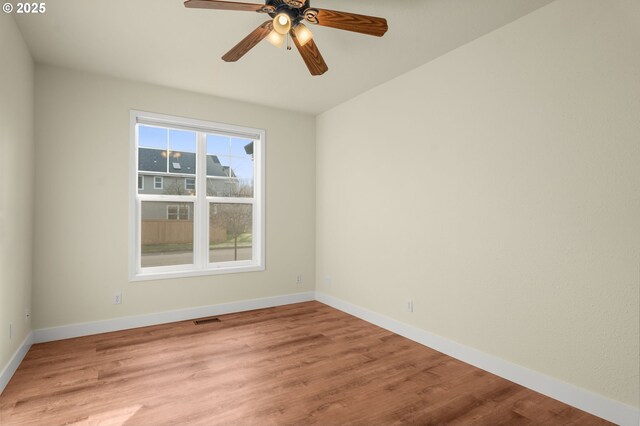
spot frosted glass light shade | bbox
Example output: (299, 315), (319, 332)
(294, 23), (313, 46)
(273, 13), (292, 35)
(267, 30), (285, 48)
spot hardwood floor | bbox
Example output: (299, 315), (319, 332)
(0, 302), (610, 425)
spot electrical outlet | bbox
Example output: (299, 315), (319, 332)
(113, 292), (122, 305)
(324, 276), (332, 285)
(406, 299), (414, 313)
(296, 275), (303, 285)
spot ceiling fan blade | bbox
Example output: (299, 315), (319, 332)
(184, 0), (270, 13)
(291, 31), (328, 76)
(222, 21), (273, 62)
(304, 8), (388, 37)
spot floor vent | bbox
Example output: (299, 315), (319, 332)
(193, 317), (221, 325)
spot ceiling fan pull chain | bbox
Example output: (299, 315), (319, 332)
(287, 33), (292, 51)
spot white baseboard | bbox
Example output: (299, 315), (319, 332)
(34, 292), (315, 344)
(315, 292), (639, 426)
(0, 331), (33, 394)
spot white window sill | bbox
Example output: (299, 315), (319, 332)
(130, 264), (265, 282)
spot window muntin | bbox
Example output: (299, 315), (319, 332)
(138, 126), (196, 175)
(130, 111), (264, 281)
(206, 134), (254, 198)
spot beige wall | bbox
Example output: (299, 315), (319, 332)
(33, 65), (315, 329)
(316, 0), (640, 408)
(0, 14), (34, 370)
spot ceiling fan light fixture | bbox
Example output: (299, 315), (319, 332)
(293, 23), (313, 46)
(273, 13), (292, 35)
(266, 30), (285, 48)
(187, 0), (388, 76)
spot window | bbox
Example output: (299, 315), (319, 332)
(130, 110), (264, 280)
(154, 176), (163, 190)
(167, 205), (190, 220)
(185, 178), (196, 191)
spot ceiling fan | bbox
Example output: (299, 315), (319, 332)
(184, 0), (388, 76)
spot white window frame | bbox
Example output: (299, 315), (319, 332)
(138, 175), (144, 191)
(185, 177), (196, 191)
(129, 110), (265, 281)
(154, 176), (163, 190)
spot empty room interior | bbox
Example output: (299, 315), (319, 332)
(0, 0), (638, 424)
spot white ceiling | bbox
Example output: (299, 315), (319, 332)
(15, 0), (553, 114)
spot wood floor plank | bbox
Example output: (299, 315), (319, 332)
(0, 302), (611, 425)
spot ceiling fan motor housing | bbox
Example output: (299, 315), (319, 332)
(265, 0), (310, 24)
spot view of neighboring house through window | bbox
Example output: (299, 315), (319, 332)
(131, 110), (264, 280)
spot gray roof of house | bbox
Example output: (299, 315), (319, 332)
(139, 148), (233, 177)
